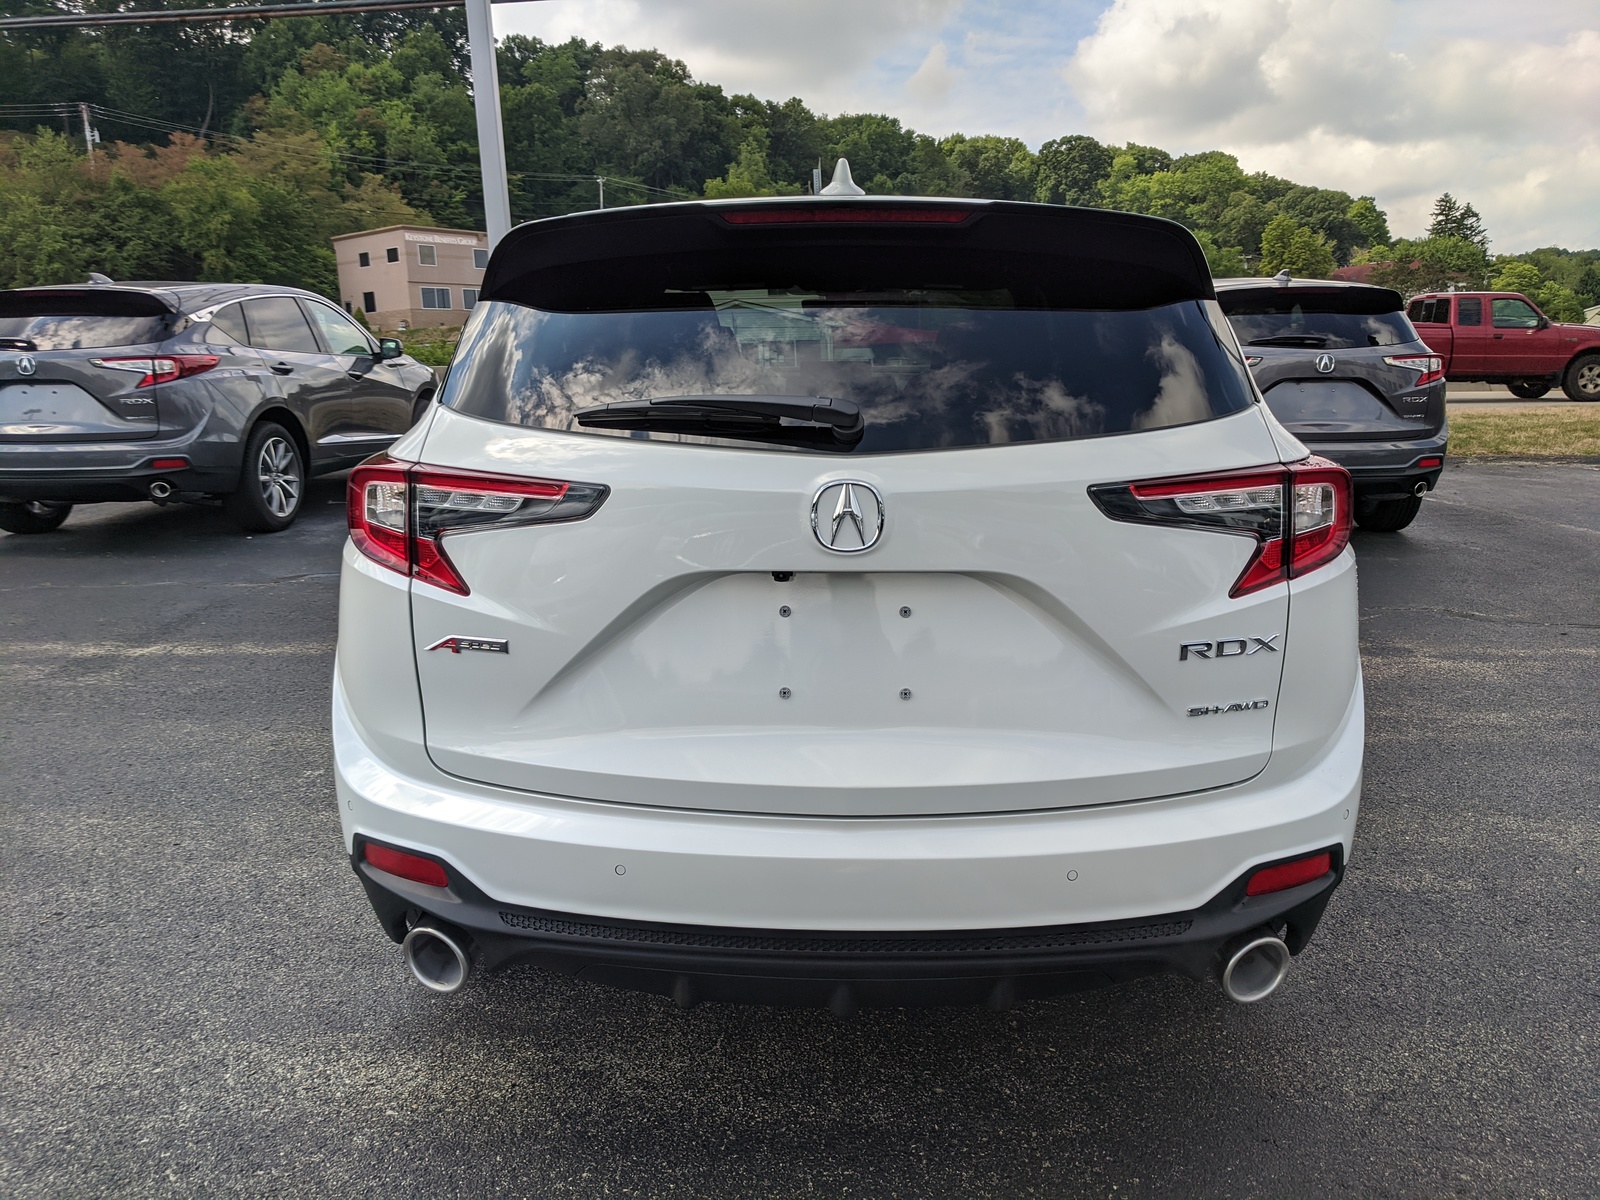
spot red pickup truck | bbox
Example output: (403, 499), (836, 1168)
(1407, 291), (1600, 400)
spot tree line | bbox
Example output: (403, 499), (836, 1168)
(2, 12), (1596, 317)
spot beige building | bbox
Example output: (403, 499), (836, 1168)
(331, 225), (489, 331)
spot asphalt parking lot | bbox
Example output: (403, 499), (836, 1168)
(2, 460), (1596, 1199)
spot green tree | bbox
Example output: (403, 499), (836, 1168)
(1346, 196), (1390, 249)
(1034, 134), (1113, 206)
(704, 133), (799, 198)
(1534, 282), (1585, 322)
(1258, 214), (1336, 278)
(1427, 193), (1489, 252)
(1490, 260), (1544, 295)
(1194, 231), (1248, 278)
(940, 134), (1034, 201)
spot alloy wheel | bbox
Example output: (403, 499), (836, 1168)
(1578, 362), (1600, 397)
(256, 436), (301, 518)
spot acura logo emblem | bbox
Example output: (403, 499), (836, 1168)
(1314, 353), (1335, 374)
(811, 480), (884, 553)
(16, 354), (36, 376)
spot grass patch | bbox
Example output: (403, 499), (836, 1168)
(1447, 406), (1600, 457)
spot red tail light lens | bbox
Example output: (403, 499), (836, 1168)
(1245, 851), (1333, 896)
(1383, 353), (1444, 387)
(1090, 457), (1352, 597)
(722, 207), (971, 225)
(91, 354), (219, 388)
(347, 455), (608, 595)
(363, 842), (449, 888)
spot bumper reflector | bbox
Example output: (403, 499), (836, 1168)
(364, 843), (449, 888)
(1245, 851), (1332, 896)
(149, 457), (190, 471)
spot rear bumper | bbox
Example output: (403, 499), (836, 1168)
(334, 650), (1363, 1004)
(354, 841), (1343, 1007)
(0, 428), (237, 502)
(1299, 430), (1448, 499)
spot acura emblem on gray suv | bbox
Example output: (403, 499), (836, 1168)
(1314, 353), (1336, 374)
(811, 480), (884, 553)
(16, 354), (36, 376)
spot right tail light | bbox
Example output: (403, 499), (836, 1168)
(1090, 457), (1352, 597)
(348, 454), (608, 596)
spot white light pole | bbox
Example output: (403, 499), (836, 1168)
(464, 0), (512, 247)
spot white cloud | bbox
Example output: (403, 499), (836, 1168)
(1065, 0), (1600, 248)
(906, 42), (959, 104)
(495, 0), (1600, 249)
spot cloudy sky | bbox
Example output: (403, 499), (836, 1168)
(497, 0), (1600, 252)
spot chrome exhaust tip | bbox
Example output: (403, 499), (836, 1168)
(149, 480), (174, 501)
(1413, 481), (1428, 497)
(1219, 935), (1291, 1004)
(401, 921), (473, 994)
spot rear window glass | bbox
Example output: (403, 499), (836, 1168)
(1219, 287), (1415, 349)
(1409, 298), (1449, 324)
(443, 293), (1255, 455)
(0, 314), (169, 350)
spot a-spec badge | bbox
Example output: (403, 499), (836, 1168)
(1314, 353), (1336, 374)
(811, 480), (884, 553)
(426, 636), (509, 655)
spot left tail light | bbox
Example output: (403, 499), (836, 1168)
(90, 354), (220, 387)
(1089, 456), (1352, 597)
(347, 454), (608, 596)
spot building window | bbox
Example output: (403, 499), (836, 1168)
(343, 300), (353, 312)
(420, 287), (451, 310)
(358, 251), (370, 268)
(462, 289), (479, 309)
(473, 248), (488, 270)
(385, 247), (399, 263)
(417, 243), (437, 267)
(362, 292), (376, 313)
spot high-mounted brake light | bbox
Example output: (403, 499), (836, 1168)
(1089, 457), (1352, 597)
(363, 842), (450, 888)
(347, 455), (608, 596)
(90, 354), (219, 388)
(1245, 851), (1333, 896)
(1383, 353), (1444, 388)
(722, 207), (971, 225)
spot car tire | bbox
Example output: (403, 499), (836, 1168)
(1561, 353), (1600, 402)
(1507, 379), (1552, 399)
(226, 421), (305, 532)
(0, 500), (73, 535)
(1355, 494), (1423, 532)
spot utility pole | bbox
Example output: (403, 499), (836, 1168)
(597, 177), (605, 209)
(78, 101), (99, 175)
(463, 0), (512, 248)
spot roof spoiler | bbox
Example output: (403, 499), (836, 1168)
(0, 287), (179, 318)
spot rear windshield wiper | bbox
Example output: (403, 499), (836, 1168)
(1245, 334), (1329, 348)
(575, 394), (864, 448)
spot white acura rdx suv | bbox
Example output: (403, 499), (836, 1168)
(334, 182), (1360, 1009)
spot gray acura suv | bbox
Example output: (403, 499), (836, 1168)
(0, 280), (436, 533)
(1217, 276), (1447, 532)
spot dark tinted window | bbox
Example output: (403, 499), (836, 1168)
(244, 297), (321, 354)
(385, 247), (399, 264)
(1409, 298), (1448, 324)
(1219, 287), (1416, 348)
(0, 314), (168, 349)
(1458, 297), (1483, 326)
(207, 304), (249, 344)
(358, 252), (371, 268)
(444, 293), (1255, 455)
(0, 289), (170, 349)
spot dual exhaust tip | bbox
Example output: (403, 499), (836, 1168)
(397, 918), (1292, 1005)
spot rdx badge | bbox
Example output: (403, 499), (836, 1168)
(1179, 636), (1279, 661)
(426, 636), (509, 655)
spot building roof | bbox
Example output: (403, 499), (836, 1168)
(330, 224), (487, 242)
